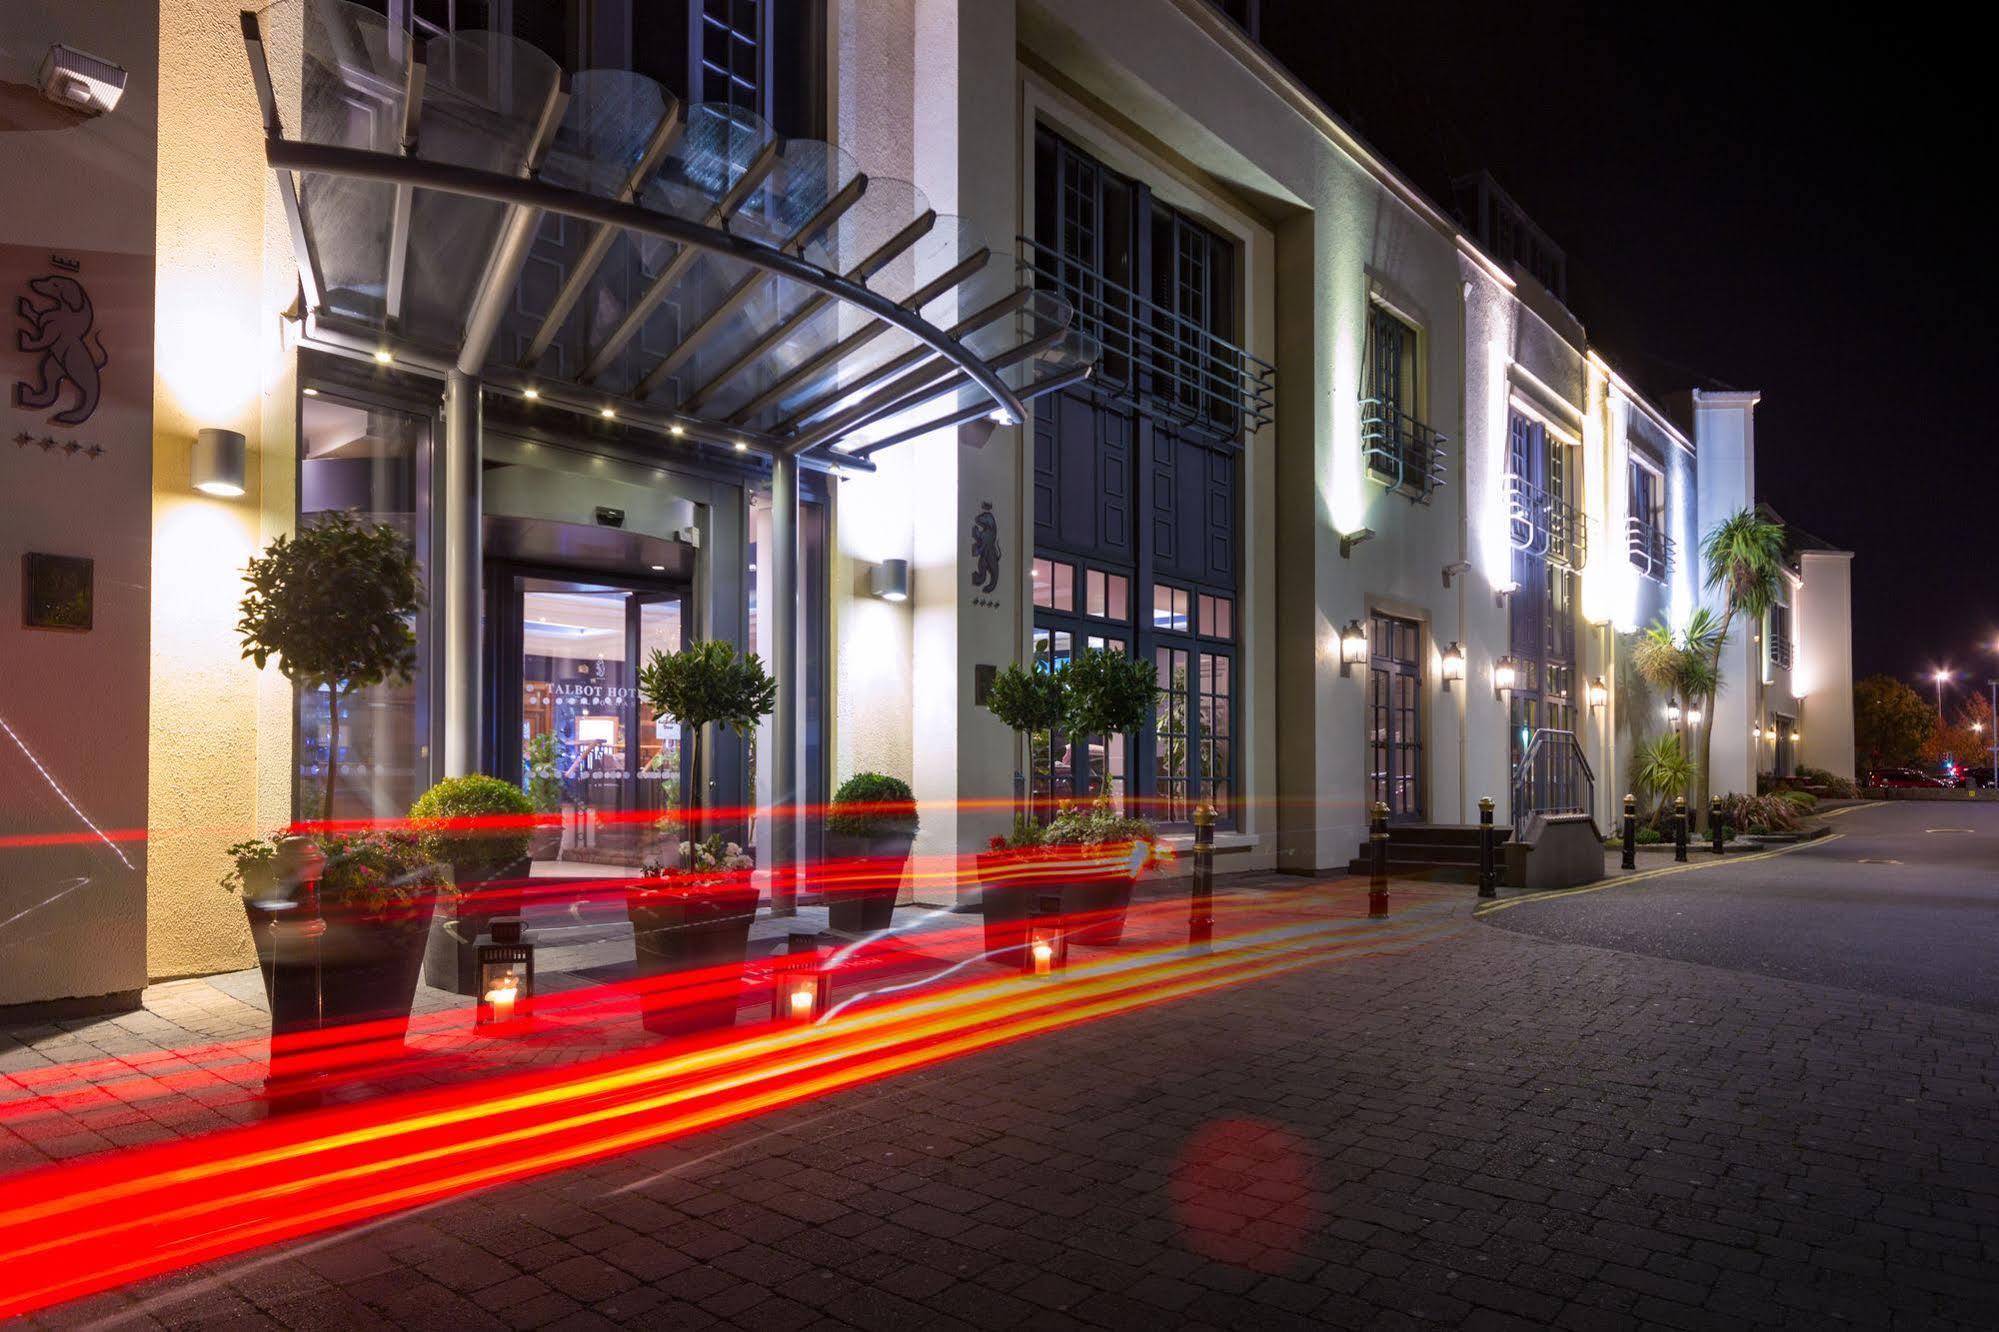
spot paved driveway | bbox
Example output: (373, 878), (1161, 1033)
(32, 820), (1999, 1332)
(1489, 800), (1999, 1013)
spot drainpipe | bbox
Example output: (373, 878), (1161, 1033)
(769, 450), (799, 916)
(442, 369), (482, 777)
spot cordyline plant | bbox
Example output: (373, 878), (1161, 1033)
(238, 512), (421, 823)
(637, 640), (776, 849)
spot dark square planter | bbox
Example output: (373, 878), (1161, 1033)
(823, 828), (915, 934)
(626, 875), (759, 1037)
(423, 857), (532, 995)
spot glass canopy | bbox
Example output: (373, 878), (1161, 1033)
(245, 0), (1098, 465)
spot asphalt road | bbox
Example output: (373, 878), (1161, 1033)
(1488, 799), (1999, 1013)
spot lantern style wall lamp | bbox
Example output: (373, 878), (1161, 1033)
(1338, 619), (1369, 677)
(1493, 655), (1518, 699)
(1440, 642), (1466, 692)
(1586, 676), (1608, 711)
(1666, 697), (1682, 726)
(191, 427), (247, 497)
(1686, 705), (1704, 728)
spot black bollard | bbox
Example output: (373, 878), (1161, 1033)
(1621, 793), (1637, 870)
(1190, 799), (1216, 951)
(1673, 796), (1688, 862)
(1368, 801), (1390, 918)
(1710, 796), (1725, 856)
(1477, 796), (1497, 898)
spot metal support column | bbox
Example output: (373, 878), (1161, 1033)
(769, 451), (800, 917)
(443, 370), (482, 777)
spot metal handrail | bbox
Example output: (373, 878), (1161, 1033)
(1625, 514), (1673, 581)
(1506, 472), (1589, 571)
(1019, 236), (1275, 440)
(1510, 728), (1595, 836)
(1362, 398), (1448, 501)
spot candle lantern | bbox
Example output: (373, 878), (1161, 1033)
(476, 918), (534, 1028)
(771, 932), (830, 1024)
(1022, 894), (1068, 978)
(1439, 641), (1466, 692)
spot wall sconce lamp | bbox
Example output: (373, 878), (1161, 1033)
(1440, 641), (1466, 692)
(191, 427), (247, 497)
(868, 558), (910, 602)
(1339, 527), (1375, 559)
(1686, 705), (1704, 728)
(1338, 618), (1369, 677)
(1753, 723), (1764, 740)
(1586, 676), (1608, 711)
(1441, 561), (1471, 589)
(1665, 697), (1682, 726)
(1494, 579), (1521, 609)
(771, 933), (830, 1024)
(1493, 655), (1518, 698)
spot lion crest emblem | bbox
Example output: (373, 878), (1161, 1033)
(16, 273), (108, 427)
(970, 501), (1001, 595)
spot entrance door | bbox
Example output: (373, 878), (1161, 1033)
(492, 568), (689, 868)
(1367, 612), (1424, 821)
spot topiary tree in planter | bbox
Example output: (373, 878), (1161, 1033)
(987, 659), (1065, 821)
(410, 775), (534, 884)
(237, 512), (422, 823)
(1060, 647), (1157, 806)
(636, 639), (777, 852)
(824, 773), (920, 934)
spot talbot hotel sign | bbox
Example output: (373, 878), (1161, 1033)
(2, 241), (151, 632)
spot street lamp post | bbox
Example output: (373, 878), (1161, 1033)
(1933, 668), (1951, 721)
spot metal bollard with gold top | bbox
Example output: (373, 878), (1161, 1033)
(1621, 793), (1637, 870)
(1190, 798), (1216, 951)
(1673, 795), (1689, 862)
(1368, 801), (1390, 918)
(1477, 796), (1498, 898)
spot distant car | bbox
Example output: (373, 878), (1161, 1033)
(1865, 767), (1951, 789)
(1953, 766), (1996, 790)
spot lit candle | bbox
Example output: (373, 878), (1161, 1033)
(485, 977), (517, 1024)
(1031, 938), (1054, 976)
(789, 984), (816, 1019)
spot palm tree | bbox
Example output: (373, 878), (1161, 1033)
(1695, 509), (1788, 805)
(1630, 610), (1725, 806)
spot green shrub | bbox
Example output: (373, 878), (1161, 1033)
(1796, 766), (1858, 799)
(316, 829), (444, 915)
(1778, 789), (1818, 811)
(1718, 791), (1800, 834)
(410, 775), (534, 882)
(1063, 649), (1157, 802)
(1634, 826), (1663, 845)
(523, 732), (562, 815)
(826, 772), (918, 837)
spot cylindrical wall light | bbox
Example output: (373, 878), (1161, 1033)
(191, 427), (247, 497)
(869, 557), (910, 602)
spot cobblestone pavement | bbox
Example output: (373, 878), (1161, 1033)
(26, 884), (1999, 1331)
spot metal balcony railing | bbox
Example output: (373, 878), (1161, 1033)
(1506, 472), (1589, 571)
(1362, 399), (1448, 502)
(1770, 633), (1794, 670)
(1510, 728), (1595, 837)
(1021, 236), (1275, 443)
(1626, 514), (1673, 581)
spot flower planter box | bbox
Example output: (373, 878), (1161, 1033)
(626, 873), (758, 1037)
(823, 829), (915, 935)
(978, 842), (1146, 963)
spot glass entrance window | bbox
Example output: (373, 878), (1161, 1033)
(294, 391), (430, 821)
(512, 576), (686, 867)
(1367, 613), (1423, 820)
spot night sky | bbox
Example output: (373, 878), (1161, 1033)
(1259, 3), (1988, 702)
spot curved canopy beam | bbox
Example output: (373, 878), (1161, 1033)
(264, 138), (1030, 452)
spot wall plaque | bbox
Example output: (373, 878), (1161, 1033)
(22, 552), (92, 631)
